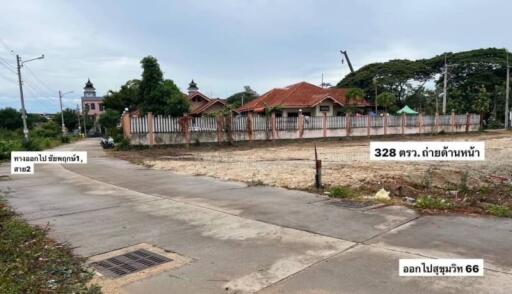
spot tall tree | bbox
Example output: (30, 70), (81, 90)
(53, 108), (79, 131)
(0, 107), (23, 130)
(472, 86), (491, 127)
(103, 79), (141, 113)
(376, 92), (397, 112)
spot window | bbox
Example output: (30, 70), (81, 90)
(319, 105), (330, 112)
(99, 104), (104, 111)
(84, 104), (89, 111)
(91, 103), (96, 110)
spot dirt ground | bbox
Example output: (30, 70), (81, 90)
(113, 131), (512, 213)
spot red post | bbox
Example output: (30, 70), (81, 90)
(466, 112), (470, 132)
(346, 113), (351, 137)
(298, 112), (304, 138)
(147, 112), (154, 146)
(418, 112), (423, 135)
(435, 112), (439, 133)
(121, 112), (131, 139)
(367, 115), (371, 137)
(271, 112), (277, 140)
(451, 111), (456, 132)
(384, 113), (388, 135)
(322, 112), (327, 138)
(247, 112), (253, 142)
(401, 113), (405, 135)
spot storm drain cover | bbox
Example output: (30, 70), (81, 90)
(91, 249), (172, 278)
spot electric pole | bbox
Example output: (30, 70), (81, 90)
(58, 90), (73, 136)
(15, 54), (45, 142)
(76, 104), (82, 136)
(442, 55), (448, 114)
(506, 49), (510, 129)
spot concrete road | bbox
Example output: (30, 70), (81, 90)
(1, 139), (511, 293)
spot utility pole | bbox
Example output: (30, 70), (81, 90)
(82, 105), (88, 137)
(442, 54), (458, 114)
(58, 90), (73, 136)
(506, 49), (510, 129)
(442, 55), (448, 114)
(15, 54), (45, 142)
(76, 104), (82, 136)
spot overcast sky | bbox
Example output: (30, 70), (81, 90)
(0, 0), (510, 113)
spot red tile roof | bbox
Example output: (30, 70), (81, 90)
(238, 82), (369, 112)
(190, 99), (228, 115)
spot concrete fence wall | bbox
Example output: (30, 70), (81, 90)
(122, 112), (481, 146)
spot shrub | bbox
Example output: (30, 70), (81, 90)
(485, 204), (512, 218)
(328, 186), (354, 198)
(415, 196), (453, 210)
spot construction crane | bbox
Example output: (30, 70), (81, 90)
(340, 50), (354, 73)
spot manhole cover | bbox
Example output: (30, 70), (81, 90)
(327, 200), (375, 209)
(91, 249), (172, 278)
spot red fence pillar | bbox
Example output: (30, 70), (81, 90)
(322, 112), (327, 138)
(401, 113), (405, 135)
(346, 113), (351, 137)
(147, 112), (154, 146)
(298, 113), (304, 138)
(367, 115), (371, 137)
(434, 112), (439, 133)
(466, 112), (470, 132)
(418, 112), (423, 135)
(451, 111), (456, 132)
(271, 112), (277, 140)
(247, 112), (253, 142)
(384, 113), (388, 135)
(216, 115), (223, 144)
(122, 112), (131, 139)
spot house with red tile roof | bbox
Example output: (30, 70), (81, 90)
(238, 81), (370, 117)
(186, 80), (233, 116)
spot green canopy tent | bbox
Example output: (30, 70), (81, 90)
(396, 105), (418, 115)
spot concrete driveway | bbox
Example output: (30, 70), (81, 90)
(1, 139), (511, 293)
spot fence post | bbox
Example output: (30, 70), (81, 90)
(147, 112), (154, 146)
(298, 112), (304, 138)
(216, 115), (223, 144)
(401, 113), (405, 135)
(322, 112), (327, 138)
(271, 112), (277, 140)
(346, 113), (351, 137)
(466, 112), (470, 132)
(247, 112), (253, 142)
(367, 115), (371, 137)
(434, 112), (439, 133)
(451, 111), (456, 132)
(384, 113), (388, 135)
(122, 112), (131, 140)
(418, 112), (423, 135)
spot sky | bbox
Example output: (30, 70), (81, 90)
(0, 0), (511, 113)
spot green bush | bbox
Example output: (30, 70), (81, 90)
(485, 204), (512, 218)
(415, 196), (453, 209)
(0, 140), (22, 160)
(32, 120), (60, 138)
(328, 186), (354, 198)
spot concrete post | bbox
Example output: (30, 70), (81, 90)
(271, 112), (277, 140)
(322, 112), (327, 138)
(298, 112), (304, 138)
(247, 112), (253, 142)
(367, 115), (371, 137)
(216, 115), (223, 144)
(435, 112), (439, 133)
(346, 113), (351, 137)
(147, 112), (155, 146)
(466, 112), (470, 132)
(384, 113), (388, 135)
(418, 112), (423, 135)
(121, 112), (132, 140)
(451, 111), (456, 132)
(401, 113), (405, 135)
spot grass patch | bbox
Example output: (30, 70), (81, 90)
(415, 196), (454, 210)
(327, 185), (354, 199)
(485, 204), (512, 218)
(0, 198), (101, 293)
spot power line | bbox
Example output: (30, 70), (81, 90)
(23, 64), (55, 96)
(0, 58), (17, 74)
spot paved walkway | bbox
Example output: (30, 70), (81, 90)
(1, 139), (511, 293)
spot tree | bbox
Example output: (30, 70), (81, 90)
(103, 79), (141, 113)
(99, 109), (120, 135)
(54, 108), (79, 131)
(345, 88), (365, 114)
(226, 87), (258, 108)
(376, 92), (396, 112)
(0, 107), (23, 130)
(137, 56), (190, 116)
(472, 86), (491, 127)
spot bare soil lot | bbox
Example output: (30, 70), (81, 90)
(113, 131), (512, 216)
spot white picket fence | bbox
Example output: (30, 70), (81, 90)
(129, 114), (479, 134)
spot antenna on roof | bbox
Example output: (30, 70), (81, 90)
(320, 73), (332, 88)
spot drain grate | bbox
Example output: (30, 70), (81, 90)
(91, 249), (172, 278)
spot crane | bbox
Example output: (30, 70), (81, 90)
(340, 50), (354, 73)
